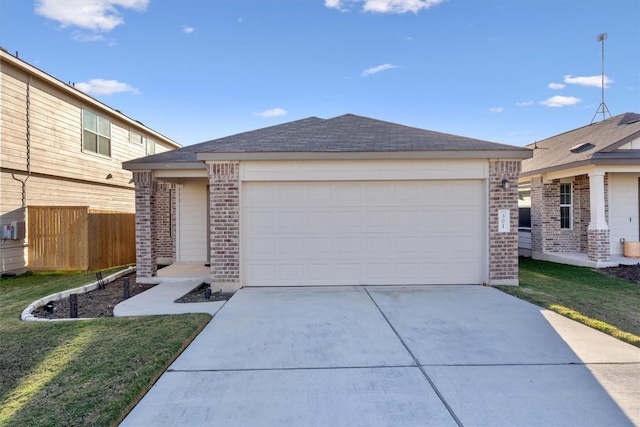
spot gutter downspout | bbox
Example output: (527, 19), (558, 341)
(11, 74), (32, 207)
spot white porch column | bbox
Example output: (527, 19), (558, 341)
(588, 171), (608, 230)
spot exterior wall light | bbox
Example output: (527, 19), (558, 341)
(502, 179), (511, 189)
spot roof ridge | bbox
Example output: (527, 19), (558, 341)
(530, 112), (631, 148)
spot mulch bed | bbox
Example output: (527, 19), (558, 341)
(31, 273), (232, 320)
(600, 263), (640, 284)
(32, 273), (155, 319)
(173, 282), (234, 303)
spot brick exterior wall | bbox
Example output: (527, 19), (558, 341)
(208, 162), (240, 287)
(133, 171), (157, 277)
(154, 182), (176, 261)
(575, 174), (591, 252)
(530, 177), (543, 252)
(530, 177), (583, 253)
(588, 229), (610, 261)
(530, 173), (610, 261)
(489, 160), (521, 284)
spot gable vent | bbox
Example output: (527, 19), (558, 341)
(570, 142), (595, 153)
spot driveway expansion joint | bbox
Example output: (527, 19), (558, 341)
(167, 364), (419, 373)
(364, 288), (464, 427)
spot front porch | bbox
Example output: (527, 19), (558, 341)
(529, 251), (640, 269)
(156, 263), (211, 283)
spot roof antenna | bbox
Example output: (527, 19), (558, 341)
(591, 33), (612, 124)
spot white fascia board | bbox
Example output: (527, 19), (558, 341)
(154, 169), (208, 178)
(122, 162), (206, 171)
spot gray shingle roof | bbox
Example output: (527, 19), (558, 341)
(521, 112), (640, 176)
(124, 114), (531, 169)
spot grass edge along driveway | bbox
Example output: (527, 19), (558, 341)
(497, 257), (640, 348)
(0, 267), (211, 427)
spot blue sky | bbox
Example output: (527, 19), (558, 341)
(1, 0), (638, 147)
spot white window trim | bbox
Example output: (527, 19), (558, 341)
(560, 182), (573, 230)
(518, 181), (532, 230)
(145, 137), (156, 155)
(129, 130), (143, 145)
(82, 108), (112, 158)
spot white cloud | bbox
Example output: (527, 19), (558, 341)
(548, 82), (565, 90)
(563, 74), (613, 88)
(324, 0), (346, 11)
(72, 32), (106, 42)
(75, 78), (140, 95)
(35, 0), (149, 32)
(361, 63), (399, 77)
(182, 26), (194, 34)
(254, 108), (287, 118)
(326, 0), (445, 13)
(515, 101), (534, 107)
(539, 95), (581, 108)
(489, 107), (504, 113)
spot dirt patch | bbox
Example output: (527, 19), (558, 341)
(601, 263), (640, 284)
(32, 273), (155, 319)
(174, 282), (234, 303)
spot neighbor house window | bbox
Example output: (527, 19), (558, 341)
(518, 182), (531, 229)
(129, 130), (142, 145)
(560, 182), (572, 229)
(83, 109), (111, 156)
(145, 137), (155, 155)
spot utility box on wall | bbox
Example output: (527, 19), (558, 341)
(2, 222), (26, 240)
(12, 221), (26, 240)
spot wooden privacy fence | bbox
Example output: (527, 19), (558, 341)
(28, 206), (135, 271)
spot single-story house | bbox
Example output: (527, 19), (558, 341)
(124, 114), (532, 291)
(518, 112), (640, 267)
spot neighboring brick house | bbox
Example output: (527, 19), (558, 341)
(518, 112), (640, 267)
(124, 114), (531, 291)
(0, 49), (180, 274)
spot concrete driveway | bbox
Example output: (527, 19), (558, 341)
(120, 286), (640, 427)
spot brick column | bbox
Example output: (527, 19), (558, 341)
(488, 160), (521, 285)
(207, 162), (240, 291)
(587, 172), (610, 262)
(133, 171), (157, 277)
(154, 182), (176, 264)
(530, 177), (543, 252)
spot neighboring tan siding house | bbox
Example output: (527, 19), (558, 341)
(0, 49), (181, 274)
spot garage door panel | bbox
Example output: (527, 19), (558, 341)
(281, 264), (304, 280)
(243, 181), (484, 286)
(248, 238), (275, 256)
(364, 263), (391, 281)
(279, 238), (304, 254)
(337, 263), (362, 280)
(248, 263), (275, 280)
(307, 263), (333, 281)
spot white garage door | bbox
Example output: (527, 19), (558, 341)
(243, 181), (484, 286)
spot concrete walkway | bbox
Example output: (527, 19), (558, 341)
(120, 286), (640, 427)
(113, 279), (225, 317)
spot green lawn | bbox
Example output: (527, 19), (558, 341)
(0, 268), (211, 427)
(497, 257), (640, 348)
